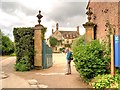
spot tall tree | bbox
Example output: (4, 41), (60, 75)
(0, 30), (14, 55)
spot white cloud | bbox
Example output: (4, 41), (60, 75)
(0, 0), (88, 41)
(0, 9), (18, 27)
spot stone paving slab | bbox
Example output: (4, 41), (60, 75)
(28, 79), (38, 85)
(1, 72), (9, 79)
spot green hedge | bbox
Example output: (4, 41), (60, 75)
(72, 37), (110, 82)
(13, 28), (34, 71)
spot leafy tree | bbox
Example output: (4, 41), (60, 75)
(49, 36), (58, 47)
(0, 30), (14, 55)
(0, 30), (2, 55)
(0, 29), (3, 37)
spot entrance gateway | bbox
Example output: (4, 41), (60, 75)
(34, 11), (53, 69)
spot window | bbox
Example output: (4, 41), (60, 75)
(67, 40), (69, 44)
(71, 40), (73, 43)
(55, 47), (57, 51)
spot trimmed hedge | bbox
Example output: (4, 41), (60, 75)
(13, 28), (34, 71)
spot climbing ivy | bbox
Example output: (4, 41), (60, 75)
(41, 26), (47, 40)
(13, 27), (34, 71)
(105, 20), (116, 52)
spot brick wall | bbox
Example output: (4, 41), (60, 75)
(118, 1), (120, 35)
(88, 1), (119, 41)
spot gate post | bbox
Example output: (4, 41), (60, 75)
(83, 7), (96, 42)
(111, 34), (115, 76)
(34, 11), (43, 69)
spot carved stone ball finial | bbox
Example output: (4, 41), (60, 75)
(36, 10), (43, 24)
(86, 7), (93, 22)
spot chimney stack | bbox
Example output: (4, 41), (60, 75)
(77, 26), (79, 33)
(56, 23), (59, 31)
(52, 29), (54, 34)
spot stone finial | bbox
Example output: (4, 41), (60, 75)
(56, 23), (59, 30)
(77, 26), (79, 33)
(86, 7), (93, 22)
(52, 29), (54, 34)
(36, 10), (43, 24)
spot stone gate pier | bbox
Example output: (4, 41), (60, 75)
(34, 11), (43, 69)
(33, 11), (53, 69)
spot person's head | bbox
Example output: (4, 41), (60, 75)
(65, 47), (69, 53)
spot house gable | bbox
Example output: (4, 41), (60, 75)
(52, 30), (62, 40)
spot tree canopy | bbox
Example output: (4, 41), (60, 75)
(0, 30), (14, 55)
(49, 36), (58, 47)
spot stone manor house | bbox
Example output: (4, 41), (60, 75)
(47, 23), (80, 52)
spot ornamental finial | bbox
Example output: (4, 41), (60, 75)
(36, 10), (43, 24)
(86, 7), (93, 22)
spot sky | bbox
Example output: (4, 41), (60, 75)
(0, 0), (89, 41)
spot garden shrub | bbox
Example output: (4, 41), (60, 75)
(13, 27), (34, 71)
(71, 36), (85, 53)
(92, 74), (120, 89)
(72, 37), (110, 81)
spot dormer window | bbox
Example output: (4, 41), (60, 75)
(67, 34), (69, 37)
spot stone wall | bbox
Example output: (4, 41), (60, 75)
(118, 1), (120, 35)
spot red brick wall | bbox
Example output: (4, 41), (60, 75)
(118, 1), (120, 35)
(88, 2), (119, 41)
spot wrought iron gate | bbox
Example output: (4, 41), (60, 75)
(42, 41), (53, 69)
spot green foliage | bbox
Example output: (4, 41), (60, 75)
(10, 53), (16, 56)
(49, 36), (58, 47)
(92, 74), (120, 89)
(41, 26), (47, 40)
(71, 36), (85, 52)
(0, 30), (14, 55)
(13, 27), (34, 71)
(15, 56), (31, 71)
(116, 68), (120, 74)
(72, 37), (110, 81)
(59, 47), (65, 52)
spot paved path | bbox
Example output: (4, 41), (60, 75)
(1, 53), (91, 88)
